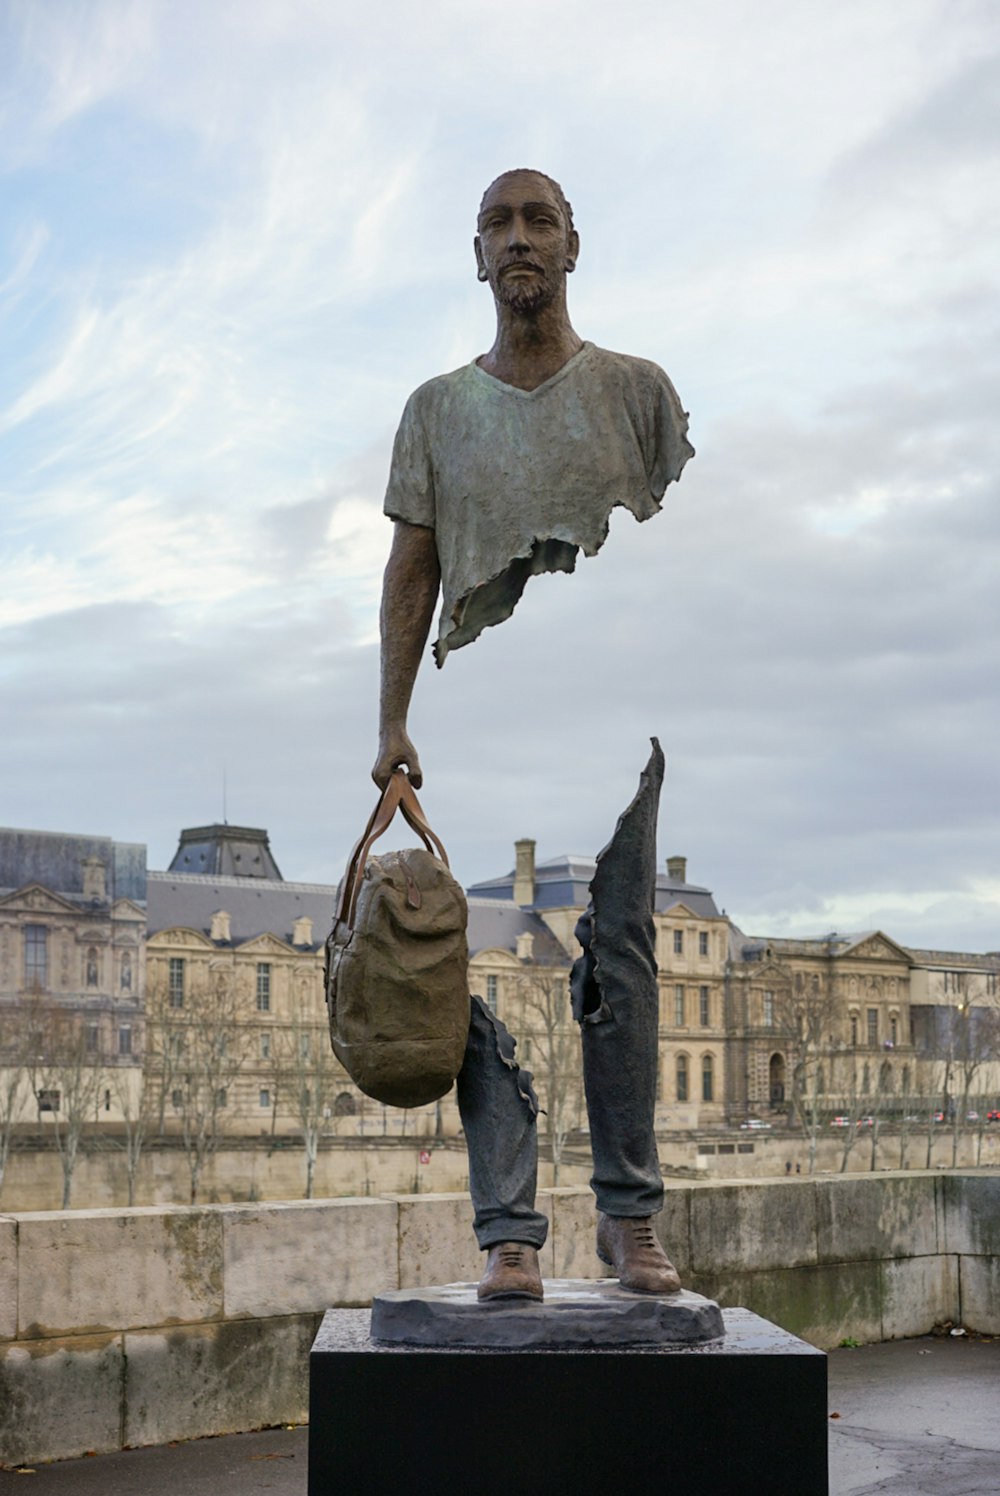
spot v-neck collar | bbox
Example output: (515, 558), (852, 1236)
(470, 341), (593, 398)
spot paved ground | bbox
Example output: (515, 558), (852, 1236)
(2, 1335), (998, 1493)
(826, 1334), (1000, 1494)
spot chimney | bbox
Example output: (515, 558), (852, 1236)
(667, 856), (687, 884)
(292, 914), (313, 947)
(210, 909), (232, 943)
(513, 838), (536, 907)
(82, 856), (107, 902)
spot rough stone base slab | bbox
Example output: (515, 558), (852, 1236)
(310, 1306), (828, 1496)
(370, 1279), (724, 1348)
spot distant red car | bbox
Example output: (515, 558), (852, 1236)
(987, 1110), (1000, 1123)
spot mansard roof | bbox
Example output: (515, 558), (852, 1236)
(167, 824), (283, 880)
(466, 899), (571, 966)
(147, 875), (571, 966)
(147, 871), (331, 949)
(468, 853), (721, 919)
(0, 826), (147, 904)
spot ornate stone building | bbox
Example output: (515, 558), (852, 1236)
(4, 818), (997, 1161)
(724, 928), (918, 1122)
(906, 946), (1000, 1102)
(145, 826), (343, 1140)
(0, 827), (147, 1124)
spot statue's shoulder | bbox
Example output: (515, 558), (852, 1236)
(403, 362), (476, 415)
(588, 344), (670, 386)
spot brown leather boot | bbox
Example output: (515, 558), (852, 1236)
(596, 1213), (682, 1294)
(477, 1242), (544, 1301)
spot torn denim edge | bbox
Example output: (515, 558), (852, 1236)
(470, 993), (540, 1116)
(570, 906), (613, 1026)
(571, 737), (665, 1028)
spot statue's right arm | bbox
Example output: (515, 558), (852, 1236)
(372, 520), (441, 789)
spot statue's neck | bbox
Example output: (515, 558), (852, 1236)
(478, 302), (583, 391)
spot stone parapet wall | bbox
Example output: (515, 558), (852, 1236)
(1, 1172), (998, 1466)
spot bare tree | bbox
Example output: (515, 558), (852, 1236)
(909, 1054), (943, 1168)
(831, 1055), (868, 1174)
(274, 1006), (342, 1199)
(895, 1069), (921, 1170)
(516, 972), (579, 1185)
(152, 970), (252, 1204)
(772, 975), (839, 1175)
(865, 1057), (896, 1172)
(0, 1002), (32, 1201)
(946, 983), (1000, 1166)
(25, 1000), (104, 1209)
(108, 1058), (157, 1207)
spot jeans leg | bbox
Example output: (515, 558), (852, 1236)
(456, 995), (549, 1251)
(572, 740), (665, 1218)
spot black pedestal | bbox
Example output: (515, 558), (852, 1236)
(309, 1303), (828, 1496)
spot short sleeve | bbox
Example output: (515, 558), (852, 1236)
(383, 392), (435, 529)
(646, 368), (695, 500)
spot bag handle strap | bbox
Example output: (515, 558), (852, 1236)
(335, 772), (450, 930)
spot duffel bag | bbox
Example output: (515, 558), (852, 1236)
(324, 771), (469, 1108)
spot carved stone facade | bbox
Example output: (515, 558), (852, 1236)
(4, 821), (997, 1158)
(0, 829), (147, 1125)
(725, 929), (924, 1121)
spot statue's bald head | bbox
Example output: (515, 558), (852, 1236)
(478, 169), (575, 234)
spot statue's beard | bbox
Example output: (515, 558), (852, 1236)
(495, 267), (555, 316)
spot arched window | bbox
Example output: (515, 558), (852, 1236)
(880, 1060), (892, 1093)
(702, 1054), (714, 1103)
(816, 1065), (825, 1096)
(334, 1092), (357, 1117)
(902, 1064), (911, 1094)
(850, 1012), (859, 1047)
(769, 1053), (786, 1104)
(676, 1054), (689, 1103)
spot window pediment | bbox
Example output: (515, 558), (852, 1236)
(0, 884), (79, 916)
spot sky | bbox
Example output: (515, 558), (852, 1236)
(1, 0), (999, 953)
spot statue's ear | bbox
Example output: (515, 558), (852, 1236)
(565, 227), (580, 273)
(474, 235), (488, 282)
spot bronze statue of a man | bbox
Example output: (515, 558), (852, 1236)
(373, 169), (694, 1301)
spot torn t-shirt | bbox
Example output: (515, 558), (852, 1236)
(383, 340), (694, 666)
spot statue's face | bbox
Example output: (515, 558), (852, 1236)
(475, 171), (578, 314)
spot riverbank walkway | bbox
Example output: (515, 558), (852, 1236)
(3, 1334), (998, 1495)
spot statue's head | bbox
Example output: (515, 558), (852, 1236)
(474, 169), (579, 315)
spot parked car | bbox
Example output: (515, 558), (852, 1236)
(987, 1110), (1000, 1123)
(857, 1116), (876, 1128)
(965, 1111), (980, 1123)
(739, 1119), (772, 1130)
(829, 1116), (852, 1128)
(934, 1111), (946, 1123)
